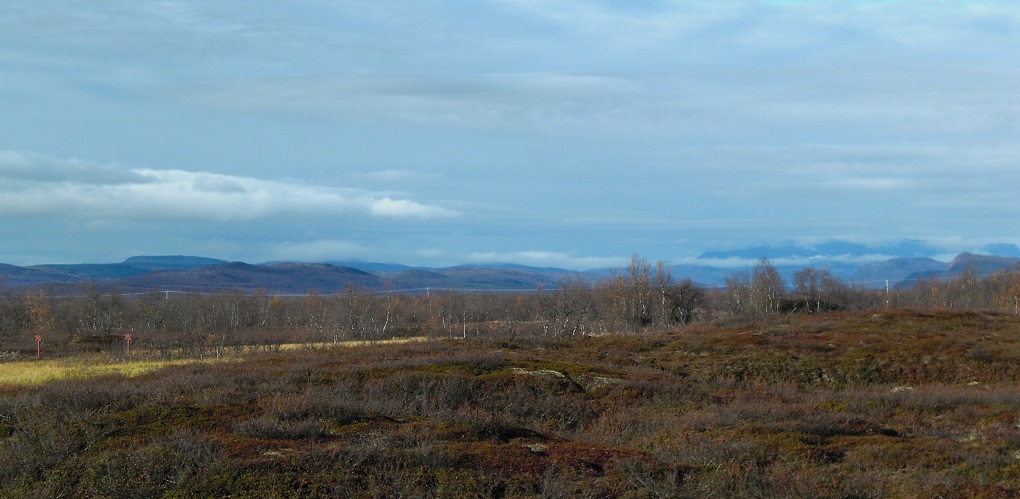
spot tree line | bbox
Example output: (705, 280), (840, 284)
(2, 256), (1020, 357)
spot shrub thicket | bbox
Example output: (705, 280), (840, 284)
(0, 311), (1018, 496)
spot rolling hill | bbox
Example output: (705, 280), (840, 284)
(2, 250), (1020, 296)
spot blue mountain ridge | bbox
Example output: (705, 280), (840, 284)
(3, 246), (1019, 294)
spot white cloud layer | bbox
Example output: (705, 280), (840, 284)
(468, 251), (629, 270)
(185, 63), (1020, 142)
(268, 240), (364, 262)
(0, 151), (458, 222)
(1, 1), (1020, 266)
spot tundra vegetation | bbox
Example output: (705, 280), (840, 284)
(1, 257), (1020, 497)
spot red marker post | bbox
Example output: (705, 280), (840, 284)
(125, 333), (133, 355)
(35, 334), (41, 360)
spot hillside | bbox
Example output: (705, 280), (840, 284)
(3, 251), (1020, 295)
(112, 262), (383, 294)
(0, 263), (84, 287)
(1, 257), (580, 294)
(899, 253), (1020, 285)
(945, 252), (1020, 278)
(19, 255), (228, 286)
(850, 257), (948, 285)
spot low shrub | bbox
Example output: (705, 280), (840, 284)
(232, 417), (329, 440)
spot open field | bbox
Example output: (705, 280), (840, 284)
(0, 357), (218, 386)
(0, 337), (430, 387)
(1, 310), (1019, 497)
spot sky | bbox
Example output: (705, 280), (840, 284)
(2, 0), (1019, 269)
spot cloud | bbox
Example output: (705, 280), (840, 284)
(0, 150), (147, 185)
(370, 198), (457, 219)
(188, 72), (642, 135)
(467, 251), (628, 270)
(501, 0), (1020, 53)
(821, 176), (912, 192)
(682, 254), (902, 270)
(355, 169), (437, 183)
(3, 1), (1020, 267)
(268, 239), (364, 262)
(21, 1), (1016, 142)
(183, 59), (1020, 145)
(0, 151), (458, 222)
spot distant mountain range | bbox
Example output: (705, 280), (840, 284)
(2, 247), (1019, 295)
(0, 256), (584, 295)
(698, 240), (1020, 260)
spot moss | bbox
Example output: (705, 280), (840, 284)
(112, 405), (220, 438)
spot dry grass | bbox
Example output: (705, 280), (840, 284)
(274, 335), (430, 351)
(0, 357), (217, 386)
(0, 336), (429, 387)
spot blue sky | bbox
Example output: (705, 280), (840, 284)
(2, 1), (1019, 268)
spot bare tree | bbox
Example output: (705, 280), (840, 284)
(622, 255), (653, 327)
(653, 261), (672, 327)
(664, 277), (705, 325)
(793, 267), (822, 312)
(724, 270), (752, 316)
(541, 278), (595, 337)
(751, 258), (784, 315)
(989, 270), (1020, 315)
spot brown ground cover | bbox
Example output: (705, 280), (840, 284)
(1, 310), (1019, 497)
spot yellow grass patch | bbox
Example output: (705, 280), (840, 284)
(0, 358), (216, 386)
(276, 336), (430, 351)
(0, 336), (431, 387)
